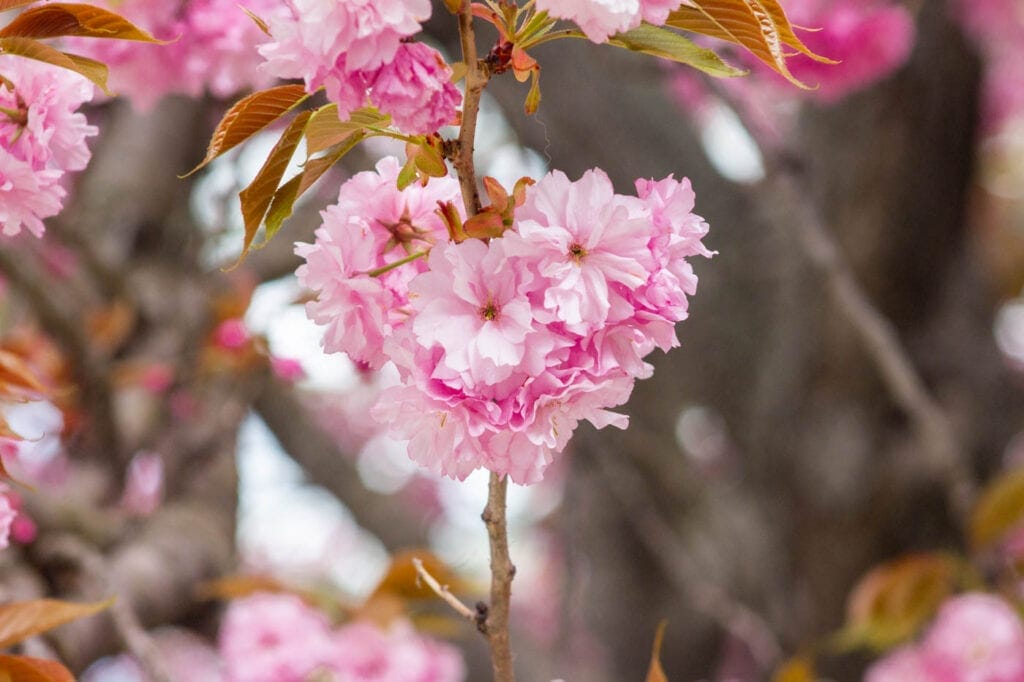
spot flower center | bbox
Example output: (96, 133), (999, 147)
(568, 242), (587, 264)
(480, 301), (499, 321)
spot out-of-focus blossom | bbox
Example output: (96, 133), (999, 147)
(69, 0), (284, 110)
(270, 356), (306, 383)
(954, 0), (1024, 134)
(0, 399), (66, 485)
(212, 318), (251, 350)
(330, 619), (466, 682)
(220, 593), (337, 682)
(0, 492), (16, 550)
(83, 627), (222, 682)
(121, 451), (164, 517)
(536, 0), (643, 43)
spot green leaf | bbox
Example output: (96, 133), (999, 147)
(609, 23), (746, 78)
(0, 655), (75, 682)
(970, 469), (1024, 550)
(0, 598), (114, 649)
(833, 554), (958, 652)
(264, 132), (366, 237)
(234, 110), (312, 263)
(0, 3), (161, 42)
(0, 37), (110, 93)
(666, 0), (836, 88)
(304, 104), (389, 155)
(185, 84), (309, 176)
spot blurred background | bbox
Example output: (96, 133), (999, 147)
(1, 0), (1023, 680)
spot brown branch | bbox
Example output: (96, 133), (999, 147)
(482, 472), (515, 681)
(455, 0), (490, 216)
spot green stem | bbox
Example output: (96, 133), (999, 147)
(364, 251), (427, 277)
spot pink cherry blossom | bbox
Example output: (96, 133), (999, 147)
(220, 593), (338, 682)
(0, 57), (96, 237)
(921, 593), (1024, 682)
(260, 0), (431, 120)
(368, 42), (461, 135)
(412, 238), (536, 384)
(296, 157), (462, 369)
(505, 168), (654, 333)
(537, 0), (643, 43)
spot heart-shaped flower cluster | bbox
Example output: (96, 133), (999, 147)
(298, 159), (710, 484)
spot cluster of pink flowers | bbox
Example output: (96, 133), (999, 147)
(537, 0), (680, 43)
(298, 159), (710, 484)
(258, 0), (460, 134)
(69, 0), (284, 110)
(219, 593), (465, 682)
(866, 593), (1024, 682)
(0, 58), (96, 237)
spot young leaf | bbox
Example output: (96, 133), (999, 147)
(0, 598), (114, 649)
(0, 3), (160, 42)
(645, 620), (669, 682)
(185, 84), (309, 176)
(609, 23), (746, 78)
(970, 469), (1024, 550)
(264, 132), (367, 236)
(834, 554), (957, 651)
(666, 0), (835, 88)
(236, 110), (312, 261)
(195, 574), (293, 602)
(371, 549), (467, 602)
(304, 104), (388, 155)
(0, 37), (111, 93)
(0, 655), (75, 682)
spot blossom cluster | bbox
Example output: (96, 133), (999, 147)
(219, 593), (465, 682)
(69, 0), (283, 110)
(258, 0), (460, 134)
(866, 593), (1024, 682)
(0, 58), (96, 237)
(537, 0), (681, 42)
(298, 158), (710, 484)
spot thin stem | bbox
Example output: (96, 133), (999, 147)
(483, 472), (516, 682)
(456, 0), (491, 216)
(364, 250), (427, 277)
(412, 558), (484, 629)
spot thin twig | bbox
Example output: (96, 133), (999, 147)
(482, 472), (516, 682)
(412, 557), (483, 630)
